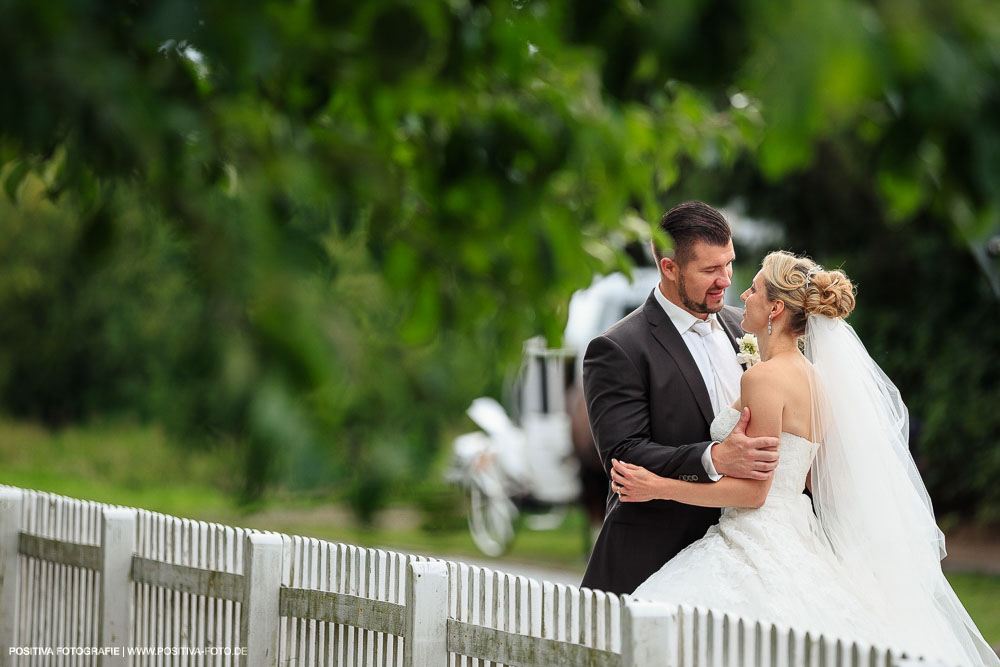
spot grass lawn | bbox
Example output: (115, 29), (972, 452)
(0, 418), (239, 518)
(1, 416), (997, 648)
(946, 572), (1000, 647)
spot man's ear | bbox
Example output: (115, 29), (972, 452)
(661, 256), (679, 281)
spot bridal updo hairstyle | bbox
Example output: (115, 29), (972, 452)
(760, 251), (855, 334)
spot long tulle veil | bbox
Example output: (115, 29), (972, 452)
(804, 315), (998, 665)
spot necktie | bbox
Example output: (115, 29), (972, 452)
(689, 318), (737, 413)
(690, 319), (712, 339)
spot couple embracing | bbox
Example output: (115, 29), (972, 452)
(581, 202), (997, 664)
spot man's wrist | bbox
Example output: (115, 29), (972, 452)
(703, 441), (724, 481)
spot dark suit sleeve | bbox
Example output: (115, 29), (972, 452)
(583, 334), (713, 481)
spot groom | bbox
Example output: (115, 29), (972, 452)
(581, 201), (780, 595)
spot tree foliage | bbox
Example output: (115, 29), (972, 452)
(1, 0), (998, 518)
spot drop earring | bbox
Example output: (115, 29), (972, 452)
(767, 312), (773, 335)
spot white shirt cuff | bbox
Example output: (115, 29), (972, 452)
(702, 442), (723, 481)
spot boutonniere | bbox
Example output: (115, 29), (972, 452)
(736, 333), (760, 368)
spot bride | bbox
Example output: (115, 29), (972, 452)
(610, 251), (998, 665)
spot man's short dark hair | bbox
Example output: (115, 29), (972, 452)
(652, 201), (732, 266)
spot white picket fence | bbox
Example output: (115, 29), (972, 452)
(0, 485), (930, 667)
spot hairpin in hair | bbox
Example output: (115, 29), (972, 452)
(805, 266), (821, 290)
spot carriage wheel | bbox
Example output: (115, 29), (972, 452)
(468, 478), (516, 557)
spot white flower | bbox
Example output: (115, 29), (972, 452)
(736, 333), (760, 367)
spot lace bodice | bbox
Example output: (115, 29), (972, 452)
(710, 407), (818, 504)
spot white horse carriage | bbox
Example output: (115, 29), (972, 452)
(448, 268), (659, 556)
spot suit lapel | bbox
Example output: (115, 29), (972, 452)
(717, 307), (742, 353)
(644, 294), (715, 427)
(717, 306), (754, 371)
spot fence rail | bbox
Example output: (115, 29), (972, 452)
(0, 485), (928, 667)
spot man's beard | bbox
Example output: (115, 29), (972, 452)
(678, 273), (725, 314)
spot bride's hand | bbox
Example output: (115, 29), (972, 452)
(611, 459), (665, 503)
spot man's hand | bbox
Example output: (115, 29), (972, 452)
(711, 407), (779, 480)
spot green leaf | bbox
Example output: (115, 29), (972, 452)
(3, 161), (30, 203)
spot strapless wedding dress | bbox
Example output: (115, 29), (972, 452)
(631, 407), (891, 648)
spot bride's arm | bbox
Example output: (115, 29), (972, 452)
(611, 461), (771, 508)
(611, 366), (782, 509)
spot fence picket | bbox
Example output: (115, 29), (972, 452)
(772, 623), (789, 667)
(330, 544), (345, 667)
(0, 488), (22, 667)
(362, 548), (373, 667)
(54, 499), (65, 665)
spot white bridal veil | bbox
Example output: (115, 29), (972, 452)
(804, 315), (998, 665)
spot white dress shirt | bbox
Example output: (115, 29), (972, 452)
(652, 286), (744, 480)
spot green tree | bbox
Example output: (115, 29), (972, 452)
(1, 0), (997, 519)
(0, 1), (754, 518)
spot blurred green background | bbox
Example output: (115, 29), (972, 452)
(0, 0), (998, 639)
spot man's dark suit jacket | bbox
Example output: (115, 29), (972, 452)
(580, 291), (745, 595)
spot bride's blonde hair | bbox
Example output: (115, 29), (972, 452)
(761, 251), (856, 334)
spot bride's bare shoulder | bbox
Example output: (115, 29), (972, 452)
(741, 358), (782, 379)
(742, 357), (812, 401)
(739, 361), (783, 396)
